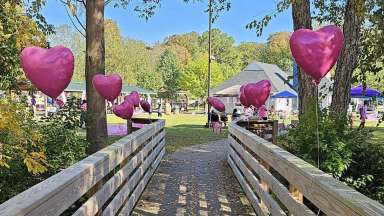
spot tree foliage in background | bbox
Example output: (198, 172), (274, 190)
(0, 1), (50, 91)
(261, 32), (292, 72)
(157, 49), (182, 99)
(181, 54), (225, 99)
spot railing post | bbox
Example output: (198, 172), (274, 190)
(127, 119), (133, 135)
(260, 159), (270, 211)
(289, 184), (303, 216)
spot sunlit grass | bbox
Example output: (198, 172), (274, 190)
(107, 113), (228, 153)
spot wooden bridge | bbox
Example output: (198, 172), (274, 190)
(0, 119), (384, 216)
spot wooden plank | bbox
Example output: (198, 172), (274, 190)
(229, 136), (316, 216)
(101, 139), (165, 216)
(229, 123), (384, 216)
(228, 146), (286, 216)
(118, 148), (165, 215)
(289, 185), (303, 216)
(0, 120), (164, 216)
(228, 156), (267, 216)
(73, 131), (165, 216)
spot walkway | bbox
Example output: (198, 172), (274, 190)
(131, 139), (255, 216)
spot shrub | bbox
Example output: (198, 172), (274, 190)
(0, 97), (47, 174)
(279, 110), (384, 204)
(279, 110), (352, 178)
(40, 97), (88, 173)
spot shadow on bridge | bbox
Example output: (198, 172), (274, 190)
(131, 140), (255, 216)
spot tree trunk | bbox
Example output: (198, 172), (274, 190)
(86, 0), (108, 154)
(292, 0), (317, 119)
(330, 0), (364, 116)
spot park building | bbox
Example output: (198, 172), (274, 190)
(211, 61), (332, 115)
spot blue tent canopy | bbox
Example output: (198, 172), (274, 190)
(271, 91), (297, 99)
(350, 85), (381, 98)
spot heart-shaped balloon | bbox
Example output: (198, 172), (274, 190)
(207, 97), (225, 112)
(92, 74), (122, 102)
(244, 80), (271, 108)
(290, 25), (344, 84)
(140, 100), (151, 113)
(112, 101), (134, 120)
(239, 84), (249, 107)
(124, 91), (140, 107)
(20, 46), (74, 98)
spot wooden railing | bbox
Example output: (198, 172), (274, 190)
(0, 119), (165, 216)
(228, 121), (384, 216)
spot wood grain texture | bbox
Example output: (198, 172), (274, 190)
(229, 123), (384, 216)
(102, 139), (165, 216)
(118, 148), (165, 215)
(228, 156), (267, 216)
(228, 146), (286, 216)
(228, 136), (315, 216)
(0, 120), (165, 216)
(73, 131), (165, 216)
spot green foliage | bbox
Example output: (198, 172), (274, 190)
(0, 97), (47, 174)
(280, 110), (384, 204)
(40, 97), (88, 173)
(237, 42), (264, 68)
(260, 32), (292, 72)
(181, 54), (225, 99)
(0, 1), (47, 90)
(200, 28), (242, 72)
(157, 49), (182, 99)
(280, 109), (352, 178)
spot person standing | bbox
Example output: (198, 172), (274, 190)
(258, 105), (267, 120)
(358, 101), (368, 129)
(80, 100), (87, 128)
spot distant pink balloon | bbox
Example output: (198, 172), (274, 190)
(20, 46), (74, 98)
(92, 74), (122, 102)
(290, 25), (344, 85)
(140, 100), (151, 113)
(207, 97), (225, 112)
(239, 84), (249, 107)
(112, 101), (134, 120)
(244, 80), (271, 108)
(124, 91), (140, 107)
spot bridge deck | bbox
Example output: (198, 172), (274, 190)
(130, 139), (255, 216)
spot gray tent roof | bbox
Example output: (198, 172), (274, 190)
(65, 82), (155, 95)
(211, 61), (296, 96)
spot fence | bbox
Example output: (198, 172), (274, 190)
(228, 121), (384, 216)
(0, 119), (165, 216)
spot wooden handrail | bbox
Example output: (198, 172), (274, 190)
(228, 121), (384, 216)
(0, 120), (165, 216)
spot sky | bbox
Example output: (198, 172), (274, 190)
(42, 0), (293, 45)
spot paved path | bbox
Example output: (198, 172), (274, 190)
(131, 139), (255, 216)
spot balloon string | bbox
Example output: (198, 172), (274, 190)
(315, 85), (320, 169)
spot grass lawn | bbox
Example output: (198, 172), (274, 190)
(107, 114), (228, 153)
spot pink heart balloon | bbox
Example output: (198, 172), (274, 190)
(20, 46), (74, 98)
(124, 91), (140, 107)
(92, 74), (122, 102)
(290, 25), (344, 84)
(140, 100), (151, 113)
(112, 101), (134, 120)
(207, 97), (225, 112)
(239, 84), (249, 107)
(244, 80), (271, 108)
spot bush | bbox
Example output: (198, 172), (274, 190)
(0, 97), (88, 203)
(279, 110), (384, 204)
(0, 97), (47, 203)
(40, 97), (88, 173)
(279, 110), (352, 178)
